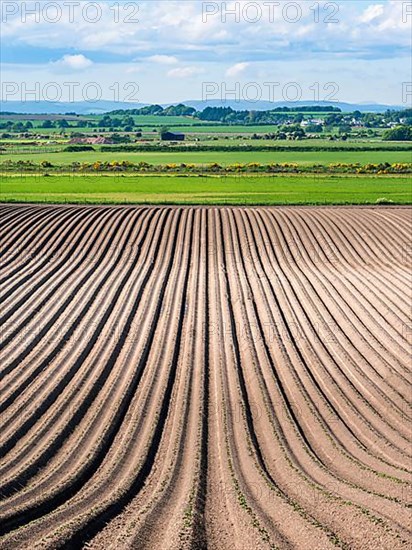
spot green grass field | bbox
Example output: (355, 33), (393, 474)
(164, 125), (296, 133)
(2, 149), (411, 166)
(131, 115), (206, 125)
(3, 137), (410, 148)
(1, 174), (410, 205)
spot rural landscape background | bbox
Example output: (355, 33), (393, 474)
(0, 1), (411, 549)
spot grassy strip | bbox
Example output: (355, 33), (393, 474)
(2, 161), (411, 175)
(1, 174), (411, 205)
(1, 150), (411, 166)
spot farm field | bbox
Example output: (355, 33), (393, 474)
(2, 149), (412, 166)
(0, 204), (410, 549)
(3, 139), (411, 150)
(165, 125), (320, 134)
(1, 174), (411, 205)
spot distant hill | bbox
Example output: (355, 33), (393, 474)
(0, 101), (148, 115)
(178, 100), (406, 113)
(0, 99), (406, 115)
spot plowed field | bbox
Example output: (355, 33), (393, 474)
(0, 204), (411, 550)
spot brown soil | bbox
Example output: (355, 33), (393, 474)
(0, 204), (411, 550)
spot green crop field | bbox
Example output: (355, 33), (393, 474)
(165, 125), (293, 133)
(3, 137), (410, 151)
(2, 112), (410, 206)
(1, 174), (410, 205)
(1, 149), (411, 166)
(131, 115), (207, 125)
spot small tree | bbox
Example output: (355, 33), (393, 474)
(383, 126), (412, 141)
(122, 116), (135, 128)
(12, 122), (25, 132)
(57, 119), (69, 128)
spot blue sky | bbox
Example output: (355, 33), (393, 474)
(1, 1), (411, 105)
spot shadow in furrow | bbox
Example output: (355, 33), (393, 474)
(0, 208), (182, 537)
(0, 209), (145, 415)
(59, 209), (193, 548)
(0, 208), (131, 351)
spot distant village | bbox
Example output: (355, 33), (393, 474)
(1, 104), (411, 143)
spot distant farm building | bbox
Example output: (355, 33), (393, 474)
(69, 137), (114, 145)
(161, 132), (185, 141)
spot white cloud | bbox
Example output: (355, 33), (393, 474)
(225, 62), (250, 77)
(167, 66), (204, 78)
(54, 54), (93, 70)
(359, 4), (385, 23)
(148, 55), (178, 64)
(1, 0), (411, 106)
(3, 1), (410, 59)
(2, 55), (408, 105)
